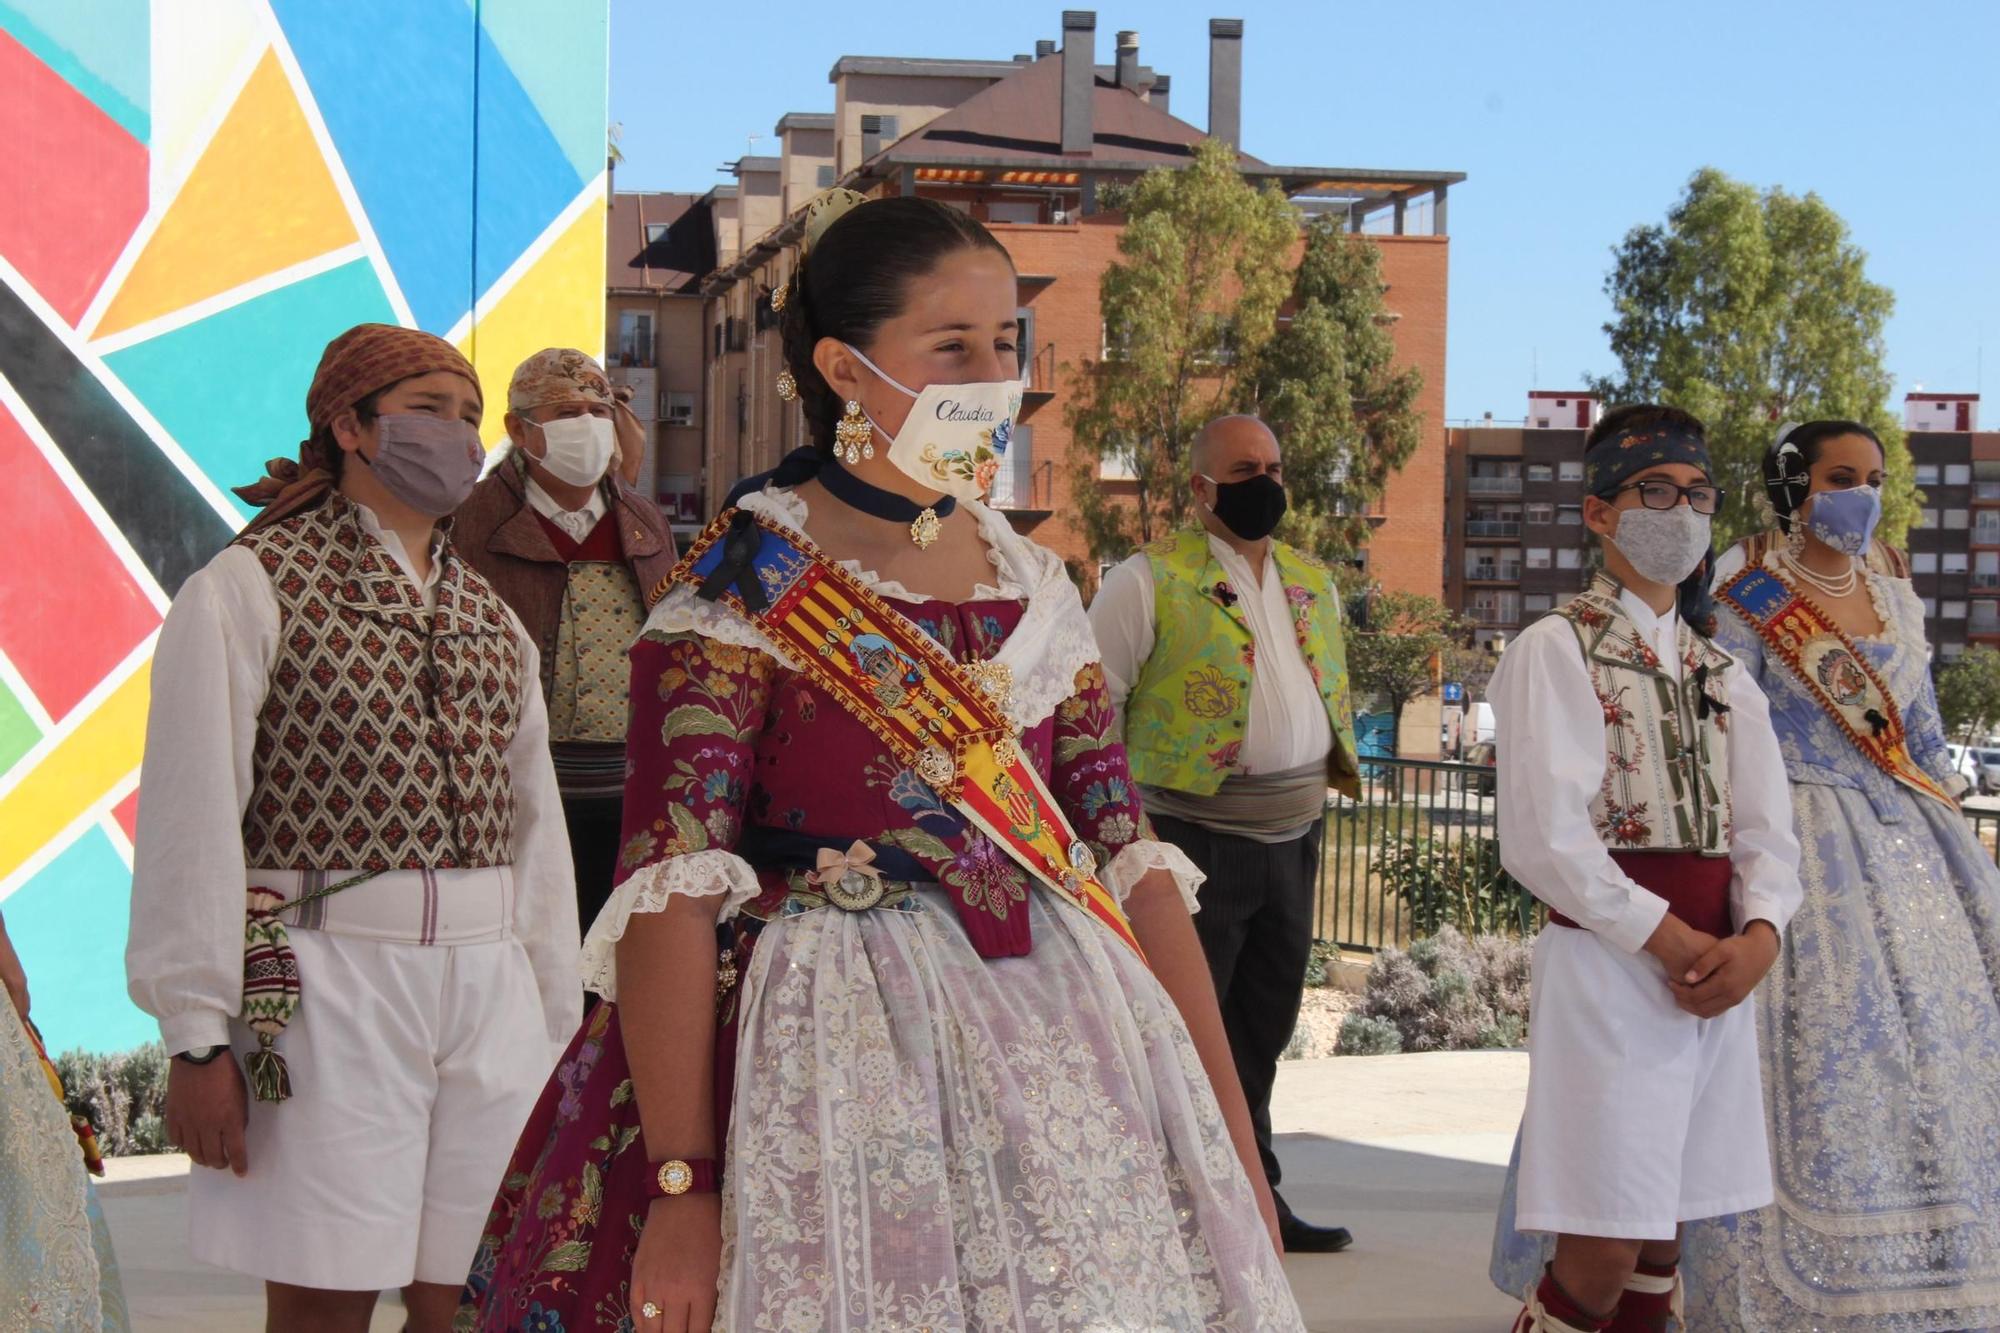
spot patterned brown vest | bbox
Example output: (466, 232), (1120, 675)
(237, 496), (523, 871)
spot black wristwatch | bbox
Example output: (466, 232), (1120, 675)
(175, 1045), (229, 1066)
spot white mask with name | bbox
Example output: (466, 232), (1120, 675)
(846, 344), (1022, 502)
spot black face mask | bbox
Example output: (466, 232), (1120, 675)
(1202, 473), (1287, 541)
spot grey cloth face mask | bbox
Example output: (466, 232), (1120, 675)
(1610, 504), (1711, 586)
(364, 413), (485, 516)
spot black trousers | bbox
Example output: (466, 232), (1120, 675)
(1151, 812), (1321, 1192)
(564, 794), (624, 942)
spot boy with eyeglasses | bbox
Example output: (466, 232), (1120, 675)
(1487, 405), (1801, 1331)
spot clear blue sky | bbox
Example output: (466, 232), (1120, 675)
(609, 0), (2000, 425)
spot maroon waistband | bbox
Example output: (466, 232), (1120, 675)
(1548, 851), (1733, 938)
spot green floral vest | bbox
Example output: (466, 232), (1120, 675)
(1123, 529), (1360, 797)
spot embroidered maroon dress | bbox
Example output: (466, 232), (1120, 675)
(457, 494), (1302, 1333)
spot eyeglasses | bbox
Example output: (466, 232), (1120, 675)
(1611, 480), (1725, 515)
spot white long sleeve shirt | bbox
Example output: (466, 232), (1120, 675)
(127, 503), (580, 1054)
(1491, 588), (1801, 955)
(524, 475), (609, 543)
(1090, 536), (1333, 775)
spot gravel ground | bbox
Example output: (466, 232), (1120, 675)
(1282, 985), (1359, 1060)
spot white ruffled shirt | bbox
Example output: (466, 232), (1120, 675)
(524, 476), (609, 543)
(578, 488), (1206, 1000)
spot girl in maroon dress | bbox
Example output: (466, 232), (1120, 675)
(458, 196), (1302, 1333)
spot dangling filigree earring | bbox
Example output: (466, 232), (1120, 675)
(835, 400), (872, 465)
(775, 369), (797, 402)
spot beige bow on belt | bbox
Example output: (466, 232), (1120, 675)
(809, 841), (883, 887)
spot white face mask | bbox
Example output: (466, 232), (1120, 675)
(531, 414), (616, 487)
(846, 344), (1022, 502)
(1611, 504), (1712, 587)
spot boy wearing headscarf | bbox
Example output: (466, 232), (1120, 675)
(1487, 405), (1801, 1331)
(126, 323), (579, 1332)
(453, 349), (676, 938)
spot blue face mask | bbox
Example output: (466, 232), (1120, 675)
(1805, 484), (1881, 555)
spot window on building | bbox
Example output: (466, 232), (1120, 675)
(1977, 514), (2000, 546)
(1913, 551), (1940, 574)
(662, 391), (695, 427)
(1099, 444), (1137, 481)
(618, 311), (653, 367)
(987, 200), (1042, 225)
(1943, 641), (1968, 660)
(816, 164), (836, 189)
(1947, 464), (1973, 485)
(1556, 548), (1582, 570)
(1524, 594), (1553, 613)
(1525, 502), (1554, 525)
(1525, 463), (1553, 483)
(1525, 547), (1552, 569)
(1558, 460), (1585, 482)
(1946, 508), (1970, 530)
(1944, 600), (1970, 621)
(1972, 601), (2000, 633)
(1944, 553), (1971, 574)
(989, 426), (1034, 507)
(1921, 508), (1941, 528)
(1556, 505), (1583, 525)
(644, 223), (668, 243)
(1922, 597), (1939, 617)
(1915, 464), (1940, 486)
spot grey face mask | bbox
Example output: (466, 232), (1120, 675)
(363, 413), (484, 516)
(1611, 504), (1711, 586)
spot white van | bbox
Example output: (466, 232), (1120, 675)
(1468, 702), (1495, 746)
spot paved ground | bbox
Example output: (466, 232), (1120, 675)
(100, 1050), (1529, 1332)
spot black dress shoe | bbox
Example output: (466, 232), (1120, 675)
(1277, 1210), (1354, 1253)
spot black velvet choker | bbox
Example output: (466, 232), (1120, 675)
(819, 459), (955, 548)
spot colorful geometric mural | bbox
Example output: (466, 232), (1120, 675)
(0, 1), (610, 1053)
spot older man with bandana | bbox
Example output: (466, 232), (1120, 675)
(127, 323), (579, 1333)
(454, 348), (677, 939)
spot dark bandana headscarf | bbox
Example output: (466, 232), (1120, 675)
(1584, 420), (1720, 636)
(233, 323), (482, 536)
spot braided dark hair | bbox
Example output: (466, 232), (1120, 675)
(778, 197), (1011, 454)
(1762, 420), (1885, 533)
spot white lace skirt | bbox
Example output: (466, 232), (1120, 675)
(717, 886), (1303, 1332)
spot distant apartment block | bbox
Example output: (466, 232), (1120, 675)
(1902, 392), (1993, 661)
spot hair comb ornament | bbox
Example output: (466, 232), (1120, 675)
(803, 188), (868, 256)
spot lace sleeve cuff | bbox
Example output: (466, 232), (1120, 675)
(579, 850), (761, 1001)
(1102, 839), (1206, 914)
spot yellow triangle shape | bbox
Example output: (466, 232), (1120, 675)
(460, 201), (608, 447)
(96, 51), (359, 338)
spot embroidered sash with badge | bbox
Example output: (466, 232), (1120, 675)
(1718, 565), (1956, 810)
(664, 510), (1146, 961)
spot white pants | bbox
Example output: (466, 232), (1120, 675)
(1516, 926), (1772, 1240)
(190, 928), (552, 1289)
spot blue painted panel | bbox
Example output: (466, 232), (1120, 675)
(105, 259), (393, 512)
(476, 1), (610, 184)
(4, 828), (153, 1055)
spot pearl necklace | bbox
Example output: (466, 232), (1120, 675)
(1782, 551), (1860, 599)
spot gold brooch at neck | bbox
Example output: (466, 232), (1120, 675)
(910, 508), (942, 548)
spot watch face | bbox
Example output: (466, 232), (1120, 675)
(660, 1160), (693, 1195)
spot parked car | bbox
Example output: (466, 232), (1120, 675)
(1459, 741), (1496, 796)
(1948, 744), (2000, 795)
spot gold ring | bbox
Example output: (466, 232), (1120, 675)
(641, 1300), (662, 1320)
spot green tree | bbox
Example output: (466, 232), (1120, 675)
(1244, 218), (1425, 562)
(1592, 167), (1913, 548)
(1347, 590), (1461, 754)
(1937, 646), (2000, 746)
(1067, 140), (1297, 561)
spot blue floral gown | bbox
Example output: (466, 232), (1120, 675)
(1494, 550), (2000, 1329)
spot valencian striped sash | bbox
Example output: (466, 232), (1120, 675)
(1718, 565), (1957, 810)
(665, 510), (1146, 961)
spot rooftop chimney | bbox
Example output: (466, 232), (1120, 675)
(1061, 11), (1096, 156)
(1035, 38), (1056, 58)
(1150, 71), (1171, 112)
(1115, 30), (1140, 88)
(1208, 18), (1243, 148)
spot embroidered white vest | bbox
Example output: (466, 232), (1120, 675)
(1552, 576), (1735, 856)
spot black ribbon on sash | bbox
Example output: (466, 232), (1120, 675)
(697, 510), (770, 610)
(1692, 662), (1731, 720)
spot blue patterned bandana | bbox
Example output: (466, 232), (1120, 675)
(1585, 424), (1712, 498)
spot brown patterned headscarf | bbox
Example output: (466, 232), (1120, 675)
(233, 323), (482, 535)
(507, 347), (616, 415)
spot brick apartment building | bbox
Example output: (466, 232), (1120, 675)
(1443, 392), (1602, 648)
(1901, 391), (1996, 661)
(614, 12), (1462, 600)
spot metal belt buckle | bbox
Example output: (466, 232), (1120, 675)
(822, 869), (886, 912)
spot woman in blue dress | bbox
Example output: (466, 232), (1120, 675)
(1683, 421), (2000, 1329)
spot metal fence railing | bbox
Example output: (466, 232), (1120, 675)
(1318, 759), (2000, 954)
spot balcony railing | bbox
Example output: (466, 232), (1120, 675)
(1975, 483), (2000, 500)
(1023, 342), (1058, 395)
(1465, 565), (1523, 583)
(1973, 573), (2000, 590)
(1466, 476), (1523, 496)
(1469, 605), (1521, 627)
(1465, 521), (1522, 538)
(1975, 526), (2000, 547)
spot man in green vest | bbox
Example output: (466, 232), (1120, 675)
(1090, 414), (1361, 1253)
